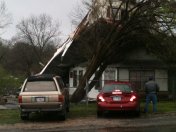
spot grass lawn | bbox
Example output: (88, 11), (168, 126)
(140, 101), (176, 113)
(0, 101), (175, 124)
(0, 109), (20, 124)
(68, 103), (96, 118)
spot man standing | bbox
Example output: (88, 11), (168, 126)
(144, 76), (159, 113)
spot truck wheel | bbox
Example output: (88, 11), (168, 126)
(60, 106), (66, 121)
(20, 112), (29, 120)
(97, 110), (103, 118)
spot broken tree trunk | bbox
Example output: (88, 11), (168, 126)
(70, 53), (103, 102)
(88, 63), (107, 91)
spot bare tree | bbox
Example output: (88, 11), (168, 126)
(70, 4), (87, 26)
(0, 41), (9, 63)
(70, 0), (107, 27)
(0, 1), (12, 35)
(16, 14), (60, 64)
(70, 0), (176, 102)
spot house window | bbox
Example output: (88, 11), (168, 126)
(73, 70), (77, 87)
(70, 72), (73, 78)
(72, 70), (84, 87)
(94, 71), (102, 90)
(104, 68), (116, 84)
(129, 70), (154, 91)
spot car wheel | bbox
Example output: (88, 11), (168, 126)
(134, 107), (140, 117)
(60, 112), (66, 121)
(134, 110), (140, 117)
(60, 106), (67, 121)
(97, 110), (103, 118)
(20, 112), (29, 120)
(66, 101), (70, 112)
(66, 106), (70, 112)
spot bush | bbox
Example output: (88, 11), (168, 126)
(0, 66), (23, 96)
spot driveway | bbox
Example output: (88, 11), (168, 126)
(0, 112), (176, 131)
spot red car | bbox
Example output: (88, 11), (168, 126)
(97, 81), (140, 117)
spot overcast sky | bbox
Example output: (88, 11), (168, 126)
(0, 0), (84, 41)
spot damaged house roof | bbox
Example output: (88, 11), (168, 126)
(40, 11), (92, 81)
(40, 5), (169, 83)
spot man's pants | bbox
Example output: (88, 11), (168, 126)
(144, 93), (157, 113)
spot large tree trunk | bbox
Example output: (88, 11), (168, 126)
(88, 63), (107, 91)
(70, 54), (103, 102)
(70, 23), (119, 103)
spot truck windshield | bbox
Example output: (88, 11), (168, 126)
(24, 81), (57, 92)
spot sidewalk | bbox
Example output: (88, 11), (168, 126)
(0, 104), (18, 109)
(0, 105), (7, 109)
(0, 101), (18, 110)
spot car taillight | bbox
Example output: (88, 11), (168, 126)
(98, 96), (105, 102)
(130, 95), (136, 102)
(18, 95), (22, 103)
(58, 95), (64, 102)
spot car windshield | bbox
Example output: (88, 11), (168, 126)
(24, 81), (57, 92)
(102, 84), (132, 93)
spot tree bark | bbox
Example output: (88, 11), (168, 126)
(88, 63), (107, 91)
(70, 54), (102, 102)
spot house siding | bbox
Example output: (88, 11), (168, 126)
(119, 68), (129, 81)
(68, 67), (168, 92)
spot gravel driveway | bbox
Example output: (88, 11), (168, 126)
(0, 112), (176, 132)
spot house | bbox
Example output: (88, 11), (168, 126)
(40, 0), (176, 100)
